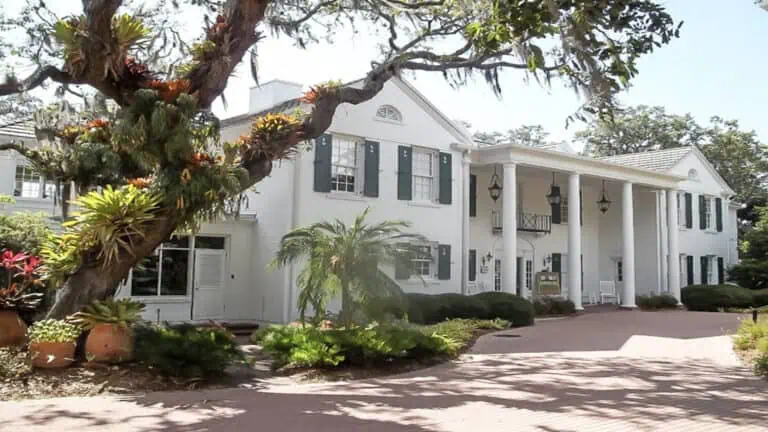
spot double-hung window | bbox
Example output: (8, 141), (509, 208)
(704, 197), (713, 230)
(677, 192), (684, 227)
(330, 136), (359, 193)
(14, 165), (57, 199)
(412, 149), (436, 201)
(561, 197), (569, 224)
(706, 255), (715, 283)
(411, 244), (434, 278)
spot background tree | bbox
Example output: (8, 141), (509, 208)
(729, 206), (768, 290)
(271, 208), (423, 327)
(0, 0), (681, 317)
(472, 124), (567, 150)
(578, 106), (768, 224)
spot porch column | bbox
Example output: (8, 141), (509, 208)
(621, 182), (637, 308)
(461, 155), (471, 294)
(502, 162), (517, 294)
(568, 173), (583, 310)
(667, 189), (682, 304)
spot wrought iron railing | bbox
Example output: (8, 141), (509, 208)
(491, 211), (552, 234)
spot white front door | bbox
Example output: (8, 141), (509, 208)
(192, 249), (226, 320)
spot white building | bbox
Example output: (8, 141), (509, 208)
(0, 78), (738, 323)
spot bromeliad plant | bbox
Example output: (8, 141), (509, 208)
(28, 319), (81, 344)
(0, 251), (44, 311)
(271, 208), (426, 327)
(70, 298), (146, 329)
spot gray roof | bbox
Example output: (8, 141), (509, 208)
(598, 147), (693, 172)
(0, 119), (36, 140)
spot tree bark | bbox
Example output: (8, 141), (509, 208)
(340, 277), (351, 328)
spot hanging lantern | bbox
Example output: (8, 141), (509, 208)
(597, 180), (612, 214)
(546, 172), (561, 206)
(488, 165), (502, 202)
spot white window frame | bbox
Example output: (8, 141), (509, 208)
(680, 254), (687, 286)
(375, 105), (402, 123)
(525, 259), (533, 291)
(677, 192), (686, 228)
(412, 147), (438, 202)
(410, 242), (436, 280)
(704, 196), (714, 230)
(14, 164), (56, 200)
(330, 136), (363, 194)
(706, 255), (715, 284)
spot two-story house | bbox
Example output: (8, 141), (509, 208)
(0, 77), (738, 324)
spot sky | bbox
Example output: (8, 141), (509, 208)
(208, 0), (768, 152)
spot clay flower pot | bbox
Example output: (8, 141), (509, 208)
(0, 310), (28, 348)
(85, 323), (134, 363)
(30, 341), (76, 369)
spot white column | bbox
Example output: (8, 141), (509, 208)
(659, 190), (668, 294)
(667, 189), (682, 304)
(461, 156), (471, 294)
(502, 163), (517, 295)
(621, 182), (637, 308)
(568, 173), (583, 310)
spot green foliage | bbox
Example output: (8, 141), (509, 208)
(752, 289), (768, 308)
(0, 347), (32, 379)
(272, 208), (424, 326)
(1, 251), (44, 311)
(533, 297), (577, 316)
(636, 294), (679, 311)
(69, 298), (146, 330)
(405, 292), (535, 327)
(681, 285), (755, 312)
(731, 207), (768, 290)
(133, 324), (244, 378)
(258, 320), (487, 369)
(28, 319), (81, 343)
(754, 354), (768, 378)
(733, 318), (768, 352)
(0, 212), (54, 256)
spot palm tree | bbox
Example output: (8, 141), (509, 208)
(271, 208), (425, 327)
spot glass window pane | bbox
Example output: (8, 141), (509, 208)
(131, 254), (159, 296)
(195, 236), (225, 250)
(163, 235), (190, 249)
(160, 249), (189, 296)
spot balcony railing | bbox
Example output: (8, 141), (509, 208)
(491, 210), (552, 234)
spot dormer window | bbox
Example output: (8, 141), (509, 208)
(375, 105), (402, 122)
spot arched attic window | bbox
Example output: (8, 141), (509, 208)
(375, 105), (402, 122)
(688, 169), (698, 180)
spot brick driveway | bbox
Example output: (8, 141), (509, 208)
(2, 309), (767, 431)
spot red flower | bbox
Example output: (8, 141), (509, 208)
(1, 251), (27, 269)
(21, 256), (41, 277)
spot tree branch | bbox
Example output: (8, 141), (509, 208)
(0, 140), (44, 165)
(0, 66), (75, 97)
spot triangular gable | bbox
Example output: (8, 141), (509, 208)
(670, 146), (735, 196)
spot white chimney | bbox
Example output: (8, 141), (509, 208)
(248, 80), (304, 114)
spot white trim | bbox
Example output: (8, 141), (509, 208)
(672, 147), (735, 196)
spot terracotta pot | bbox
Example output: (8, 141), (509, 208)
(84, 323), (134, 364)
(30, 341), (76, 369)
(0, 310), (28, 348)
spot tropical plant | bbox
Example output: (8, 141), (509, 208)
(272, 208), (425, 327)
(0, 212), (53, 256)
(27, 319), (81, 343)
(70, 298), (146, 330)
(0, 1), (681, 317)
(0, 251), (44, 311)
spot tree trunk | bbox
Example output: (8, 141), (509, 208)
(46, 214), (178, 318)
(340, 279), (352, 328)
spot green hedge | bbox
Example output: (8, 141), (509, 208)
(636, 294), (679, 310)
(681, 285), (754, 312)
(533, 297), (576, 316)
(753, 289), (768, 308)
(405, 292), (534, 327)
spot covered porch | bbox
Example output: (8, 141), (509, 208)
(460, 143), (686, 310)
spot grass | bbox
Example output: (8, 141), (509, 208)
(421, 318), (509, 347)
(732, 315), (768, 378)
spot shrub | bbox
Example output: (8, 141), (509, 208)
(533, 297), (576, 316)
(681, 285), (754, 312)
(752, 289), (768, 308)
(27, 319), (81, 343)
(733, 319), (768, 352)
(133, 324), (244, 378)
(422, 319), (508, 346)
(728, 260), (768, 291)
(473, 292), (535, 326)
(636, 294), (679, 311)
(0, 212), (53, 256)
(0, 347), (32, 379)
(754, 354), (768, 378)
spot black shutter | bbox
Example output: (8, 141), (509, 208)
(717, 257), (725, 284)
(439, 152), (452, 204)
(685, 193), (693, 228)
(686, 255), (694, 286)
(551, 253), (561, 274)
(363, 140), (379, 197)
(699, 195), (706, 230)
(438, 244), (451, 280)
(701, 256), (708, 285)
(716, 198), (723, 232)
(394, 243), (410, 280)
(397, 146), (412, 201)
(551, 186), (562, 224)
(468, 249), (477, 282)
(469, 174), (477, 217)
(313, 134), (332, 192)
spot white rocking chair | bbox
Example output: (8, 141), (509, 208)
(599, 281), (620, 304)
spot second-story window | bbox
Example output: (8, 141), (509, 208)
(704, 196), (713, 230)
(330, 137), (359, 193)
(412, 148), (435, 201)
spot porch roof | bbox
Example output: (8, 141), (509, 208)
(464, 143), (686, 189)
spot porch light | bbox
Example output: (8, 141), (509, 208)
(488, 165), (502, 202)
(545, 172), (561, 206)
(597, 180), (612, 215)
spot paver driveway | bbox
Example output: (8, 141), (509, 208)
(2, 309), (766, 432)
